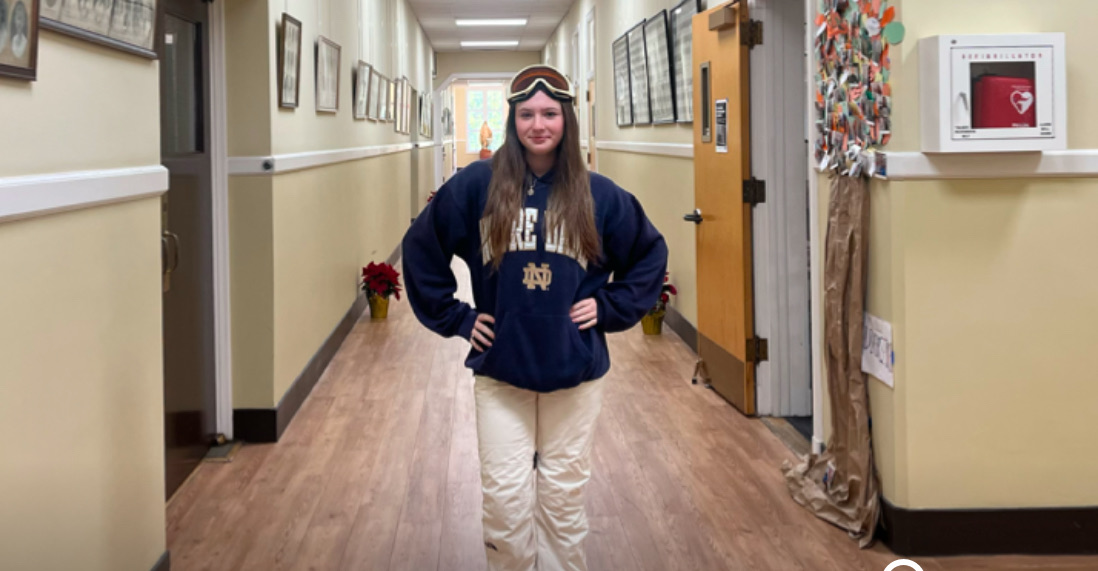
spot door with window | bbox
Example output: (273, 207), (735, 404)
(690, 0), (757, 414)
(160, 0), (216, 499)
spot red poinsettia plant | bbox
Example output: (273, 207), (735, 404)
(650, 271), (677, 315)
(361, 262), (402, 300)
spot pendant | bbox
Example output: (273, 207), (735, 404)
(527, 184), (535, 196)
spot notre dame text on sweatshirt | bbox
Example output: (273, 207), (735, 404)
(402, 159), (668, 393)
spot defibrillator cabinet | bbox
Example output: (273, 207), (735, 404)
(919, 33), (1067, 153)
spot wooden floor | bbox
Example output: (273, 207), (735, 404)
(168, 265), (1098, 571)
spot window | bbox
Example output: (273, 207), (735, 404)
(466, 85), (507, 154)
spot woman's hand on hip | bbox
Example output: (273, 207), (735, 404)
(570, 299), (598, 330)
(470, 313), (495, 352)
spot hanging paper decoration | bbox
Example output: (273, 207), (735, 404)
(814, 0), (905, 178)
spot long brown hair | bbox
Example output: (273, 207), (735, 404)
(481, 94), (600, 269)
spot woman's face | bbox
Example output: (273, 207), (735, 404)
(515, 91), (565, 157)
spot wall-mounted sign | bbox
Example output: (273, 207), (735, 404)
(715, 98), (728, 153)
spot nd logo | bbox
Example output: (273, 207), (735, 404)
(522, 263), (552, 291)
(884, 560), (923, 571)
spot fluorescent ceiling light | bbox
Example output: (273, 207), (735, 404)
(456, 18), (527, 27)
(461, 41), (520, 48)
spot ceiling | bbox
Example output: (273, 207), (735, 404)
(406, 0), (575, 52)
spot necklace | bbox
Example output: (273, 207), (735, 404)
(527, 173), (535, 196)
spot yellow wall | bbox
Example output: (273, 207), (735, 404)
(597, 152), (699, 324)
(271, 0), (434, 154)
(230, 0), (435, 408)
(816, 0), (1098, 509)
(434, 51), (541, 89)
(271, 153), (414, 400)
(547, 0), (700, 324)
(0, 33), (165, 569)
(1, 35), (160, 176)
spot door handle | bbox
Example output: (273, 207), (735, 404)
(165, 231), (180, 272)
(684, 209), (703, 224)
(162, 230), (180, 293)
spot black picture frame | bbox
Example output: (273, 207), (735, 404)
(644, 9), (675, 124)
(611, 31), (632, 126)
(278, 13), (302, 109)
(1, 0), (40, 80)
(626, 21), (651, 125)
(670, 0), (701, 123)
(39, 0), (159, 59)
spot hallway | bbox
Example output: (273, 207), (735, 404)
(166, 265), (1097, 571)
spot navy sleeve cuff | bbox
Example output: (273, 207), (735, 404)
(457, 307), (478, 340)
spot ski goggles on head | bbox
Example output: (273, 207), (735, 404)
(507, 65), (574, 103)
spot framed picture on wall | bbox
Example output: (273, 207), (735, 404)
(278, 13), (302, 109)
(670, 0), (701, 123)
(367, 67), (381, 120)
(385, 77), (395, 122)
(612, 32), (632, 126)
(315, 35), (340, 113)
(0, 0), (40, 80)
(353, 60), (372, 120)
(626, 21), (651, 125)
(644, 10), (675, 124)
(394, 76), (403, 132)
(41, 0), (158, 58)
(108, 0), (156, 51)
(405, 81), (414, 135)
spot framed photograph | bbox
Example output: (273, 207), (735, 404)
(626, 22), (651, 125)
(108, 0), (156, 50)
(278, 13), (302, 108)
(315, 35), (340, 113)
(612, 32), (632, 126)
(60, 0), (112, 36)
(384, 77), (395, 122)
(0, 0), (40, 80)
(41, 0), (158, 58)
(353, 60), (372, 120)
(404, 81), (414, 135)
(644, 10), (675, 124)
(393, 76), (403, 131)
(367, 67), (381, 120)
(670, 0), (701, 123)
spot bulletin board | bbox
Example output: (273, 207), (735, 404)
(813, 0), (905, 178)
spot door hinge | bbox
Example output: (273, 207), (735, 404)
(742, 19), (763, 48)
(747, 337), (769, 363)
(743, 177), (766, 205)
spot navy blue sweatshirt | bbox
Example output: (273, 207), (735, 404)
(401, 159), (668, 393)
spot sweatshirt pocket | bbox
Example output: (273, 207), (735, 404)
(477, 313), (594, 389)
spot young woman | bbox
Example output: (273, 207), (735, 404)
(402, 64), (668, 571)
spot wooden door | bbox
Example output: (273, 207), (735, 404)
(691, 0), (756, 414)
(587, 79), (597, 170)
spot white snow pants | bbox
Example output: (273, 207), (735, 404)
(474, 375), (606, 571)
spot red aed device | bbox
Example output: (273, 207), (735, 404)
(973, 75), (1036, 129)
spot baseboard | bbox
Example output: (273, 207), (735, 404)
(232, 291), (369, 443)
(663, 305), (698, 353)
(151, 551), (170, 571)
(878, 496), (1098, 556)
